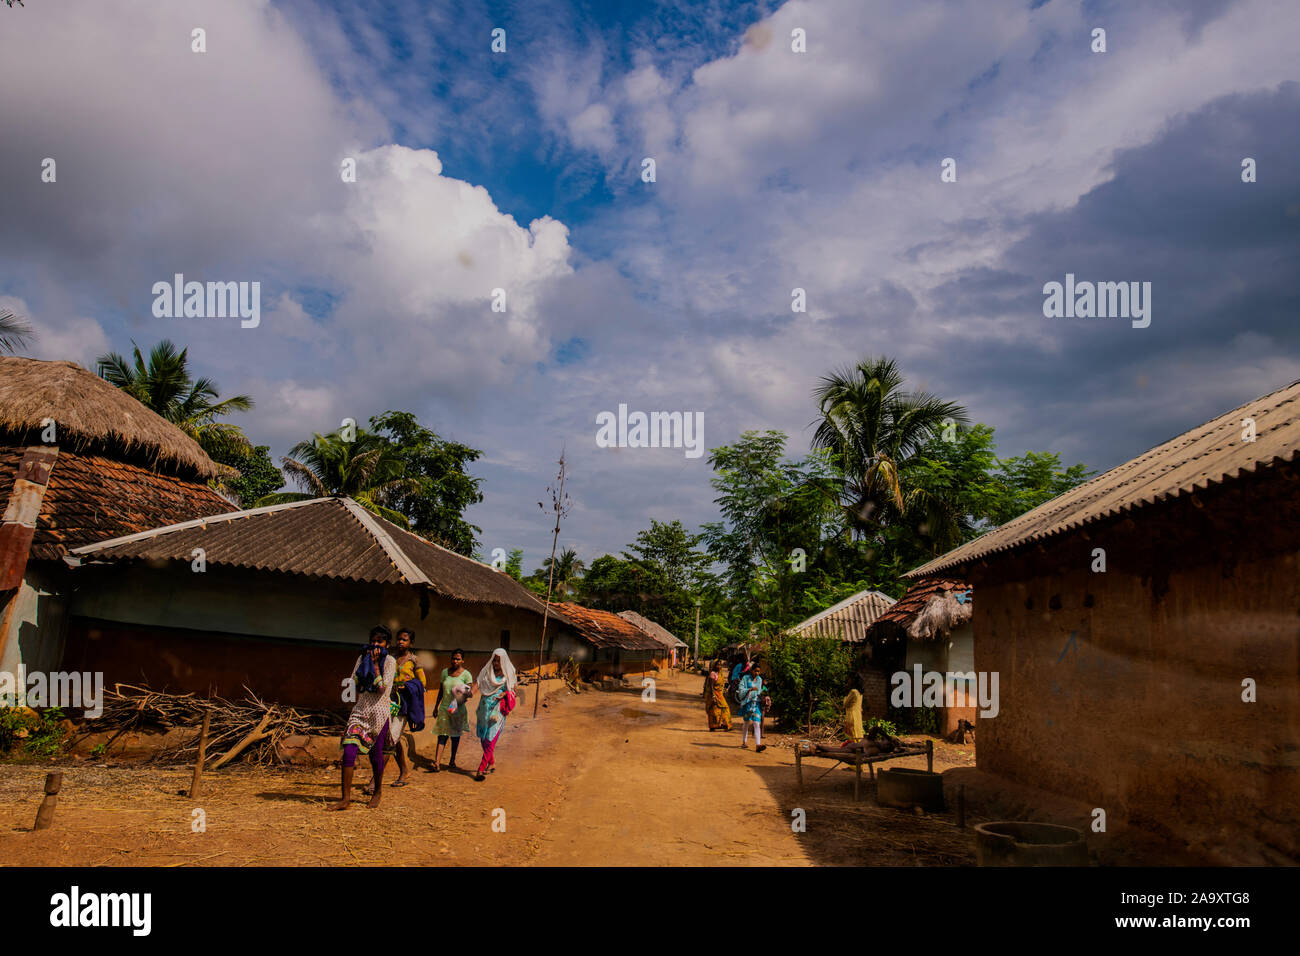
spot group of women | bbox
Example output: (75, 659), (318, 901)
(329, 625), (519, 810)
(703, 657), (769, 753)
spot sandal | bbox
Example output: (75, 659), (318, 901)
(392, 779), (409, 788)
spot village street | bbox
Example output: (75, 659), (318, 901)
(0, 672), (975, 866)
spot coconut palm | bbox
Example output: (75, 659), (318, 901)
(811, 356), (968, 542)
(255, 428), (418, 527)
(541, 547), (586, 597)
(0, 309), (34, 354)
(97, 340), (253, 455)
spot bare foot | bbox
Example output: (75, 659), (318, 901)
(367, 792), (382, 809)
(327, 801), (350, 811)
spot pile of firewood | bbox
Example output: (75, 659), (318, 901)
(92, 684), (343, 767)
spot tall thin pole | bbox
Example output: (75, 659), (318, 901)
(693, 600), (701, 665)
(534, 452), (568, 718)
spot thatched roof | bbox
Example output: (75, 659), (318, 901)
(868, 579), (972, 643)
(790, 588), (896, 643)
(617, 610), (687, 649)
(68, 496), (559, 616)
(0, 357), (222, 478)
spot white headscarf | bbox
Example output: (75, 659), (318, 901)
(478, 648), (517, 695)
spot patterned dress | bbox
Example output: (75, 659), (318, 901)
(342, 655), (396, 755)
(737, 674), (765, 723)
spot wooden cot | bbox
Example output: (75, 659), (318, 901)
(794, 738), (934, 801)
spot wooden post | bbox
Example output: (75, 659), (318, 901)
(854, 761), (861, 801)
(188, 711), (211, 798)
(926, 738), (934, 773)
(33, 771), (62, 830)
(795, 747), (802, 792)
(956, 784), (966, 829)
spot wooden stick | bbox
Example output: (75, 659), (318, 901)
(209, 710), (273, 769)
(188, 711), (211, 798)
(33, 771), (62, 830)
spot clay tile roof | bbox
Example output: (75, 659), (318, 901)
(0, 357), (224, 478)
(68, 496), (555, 615)
(790, 588), (896, 642)
(551, 602), (664, 651)
(907, 379), (1300, 578)
(867, 579), (972, 643)
(1, 445), (233, 560)
(617, 610), (687, 649)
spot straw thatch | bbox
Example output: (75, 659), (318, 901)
(867, 579), (972, 643)
(0, 357), (222, 477)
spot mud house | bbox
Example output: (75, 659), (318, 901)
(65, 496), (582, 708)
(907, 379), (1300, 864)
(549, 602), (664, 678)
(617, 610), (687, 668)
(0, 357), (233, 682)
(789, 588), (896, 718)
(863, 579), (973, 736)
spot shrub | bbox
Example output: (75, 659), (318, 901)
(764, 631), (853, 734)
(0, 706), (68, 758)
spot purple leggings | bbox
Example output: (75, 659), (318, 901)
(342, 723), (389, 775)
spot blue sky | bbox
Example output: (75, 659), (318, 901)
(2, 0), (1297, 570)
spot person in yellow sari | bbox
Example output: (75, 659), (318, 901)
(843, 688), (864, 742)
(704, 660), (732, 731)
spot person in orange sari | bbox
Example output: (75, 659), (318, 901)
(704, 660), (732, 731)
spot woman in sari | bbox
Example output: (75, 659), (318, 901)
(473, 648), (517, 782)
(704, 660), (732, 731)
(843, 687), (864, 743)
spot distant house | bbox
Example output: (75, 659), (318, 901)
(0, 358), (232, 680)
(864, 579), (973, 735)
(617, 610), (687, 667)
(907, 380), (1300, 863)
(790, 588), (896, 642)
(65, 496), (573, 708)
(550, 602), (664, 677)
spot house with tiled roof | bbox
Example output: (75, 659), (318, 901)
(0, 357), (233, 679)
(550, 602), (666, 677)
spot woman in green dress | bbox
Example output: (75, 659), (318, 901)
(430, 648), (474, 772)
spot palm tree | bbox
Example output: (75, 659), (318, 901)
(97, 340), (253, 455)
(811, 356), (968, 542)
(0, 309), (34, 354)
(541, 547), (586, 597)
(255, 428), (418, 527)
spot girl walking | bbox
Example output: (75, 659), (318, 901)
(431, 648), (474, 772)
(329, 625), (397, 810)
(736, 661), (768, 753)
(473, 648), (518, 782)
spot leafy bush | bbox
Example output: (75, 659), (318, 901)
(0, 706), (68, 758)
(764, 631), (853, 734)
(865, 717), (899, 737)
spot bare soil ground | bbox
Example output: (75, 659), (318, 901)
(0, 673), (979, 866)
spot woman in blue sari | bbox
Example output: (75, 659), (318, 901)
(474, 648), (517, 781)
(736, 661), (768, 753)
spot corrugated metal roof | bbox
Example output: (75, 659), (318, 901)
(617, 610), (688, 649)
(907, 379), (1300, 578)
(66, 496), (552, 614)
(790, 588), (896, 642)
(551, 602), (664, 651)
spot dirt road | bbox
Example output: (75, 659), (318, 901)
(0, 673), (976, 866)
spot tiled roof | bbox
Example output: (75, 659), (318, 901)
(790, 588), (896, 642)
(551, 602), (663, 651)
(867, 579), (972, 641)
(908, 379), (1300, 578)
(68, 496), (555, 614)
(1, 445), (233, 561)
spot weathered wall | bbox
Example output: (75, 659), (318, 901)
(0, 562), (70, 684)
(903, 623), (977, 735)
(968, 466), (1300, 863)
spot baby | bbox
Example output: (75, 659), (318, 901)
(446, 682), (473, 714)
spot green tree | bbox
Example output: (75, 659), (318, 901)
(504, 548), (524, 582)
(811, 356), (967, 541)
(255, 427), (416, 526)
(764, 631), (853, 734)
(987, 450), (1093, 526)
(209, 443), (283, 508)
(622, 519), (713, 595)
(535, 547), (585, 597)
(0, 308), (33, 354)
(369, 411), (484, 555)
(96, 340), (253, 456)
